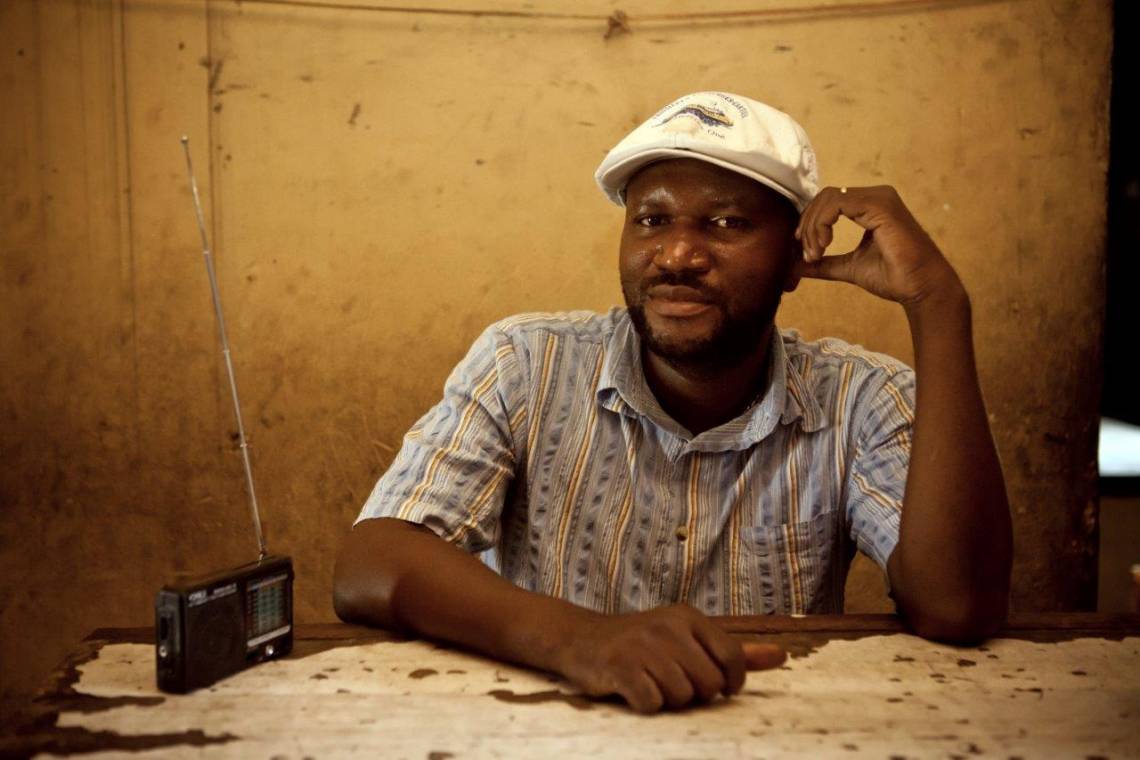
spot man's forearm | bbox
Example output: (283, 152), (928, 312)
(333, 517), (597, 674)
(890, 280), (1013, 642)
(334, 517), (786, 713)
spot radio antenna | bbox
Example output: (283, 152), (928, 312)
(181, 135), (268, 560)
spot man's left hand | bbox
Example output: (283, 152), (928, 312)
(794, 185), (962, 307)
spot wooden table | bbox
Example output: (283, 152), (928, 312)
(3, 615), (1138, 758)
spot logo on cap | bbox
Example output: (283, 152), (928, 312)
(655, 103), (734, 132)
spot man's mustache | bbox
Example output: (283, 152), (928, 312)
(640, 273), (720, 302)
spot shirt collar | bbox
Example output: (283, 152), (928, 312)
(596, 310), (826, 451)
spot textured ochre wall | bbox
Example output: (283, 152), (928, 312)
(0, 0), (1111, 708)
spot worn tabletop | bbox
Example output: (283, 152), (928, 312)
(3, 614), (1139, 759)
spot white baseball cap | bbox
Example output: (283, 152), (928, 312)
(594, 91), (819, 212)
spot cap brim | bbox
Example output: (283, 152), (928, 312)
(596, 148), (808, 212)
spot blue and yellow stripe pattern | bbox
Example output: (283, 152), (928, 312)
(358, 309), (914, 615)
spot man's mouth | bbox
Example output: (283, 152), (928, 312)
(645, 285), (715, 317)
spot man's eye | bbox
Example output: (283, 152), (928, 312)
(635, 214), (668, 227)
(711, 216), (751, 230)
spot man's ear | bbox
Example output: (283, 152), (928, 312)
(782, 242), (803, 293)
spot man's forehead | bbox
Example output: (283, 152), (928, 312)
(631, 186), (761, 210)
(625, 159), (794, 211)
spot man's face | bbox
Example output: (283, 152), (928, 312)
(619, 158), (801, 368)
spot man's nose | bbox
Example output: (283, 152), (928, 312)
(653, 228), (710, 273)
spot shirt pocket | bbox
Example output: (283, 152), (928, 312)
(741, 510), (841, 615)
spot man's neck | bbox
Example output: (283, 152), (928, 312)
(641, 324), (776, 437)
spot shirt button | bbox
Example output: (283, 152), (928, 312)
(674, 525), (689, 541)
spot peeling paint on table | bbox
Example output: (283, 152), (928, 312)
(19, 629), (1140, 759)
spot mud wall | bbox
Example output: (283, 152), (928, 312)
(0, 0), (1111, 706)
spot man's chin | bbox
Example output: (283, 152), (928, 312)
(637, 310), (720, 359)
(627, 302), (773, 369)
(644, 336), (720, 365)
(637, 318), (727, 366)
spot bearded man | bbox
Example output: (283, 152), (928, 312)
(333, 92), (1013, 714)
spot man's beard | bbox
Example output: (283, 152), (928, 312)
(622, 273), (781, 370)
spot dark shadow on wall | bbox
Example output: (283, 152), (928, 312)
(1104, 1), (1137, 425)
(1098, 1), (1140, 615)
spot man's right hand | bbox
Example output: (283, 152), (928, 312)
(556, 603), (787, 714)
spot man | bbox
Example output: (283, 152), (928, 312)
(333, 92), (1013, 714)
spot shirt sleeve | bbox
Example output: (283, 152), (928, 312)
(354, 325), (521, 553)
(845, 367), (916, 573)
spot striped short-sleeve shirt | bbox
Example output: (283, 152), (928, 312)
(357, 308), (915, 615)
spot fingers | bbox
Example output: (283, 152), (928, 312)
(645, 612), (745, 706)
(796, 185), (883, 261)
(572, 607), (784, 714)
(671, 639), (729, 703)
(623, 611), (736, 710)
(793, 226), (878, 285)
(636, 613), (728, 708)
(691, 621), (746, 697)
(743, 642), (788, 670)
(619, 641), (785, 713)
(795, 252), (856, 283)
(615, 669), (665, 715)
(644, 657), (697, 709)
(796, 186), (840, 261)
(638, 634), (784, 712)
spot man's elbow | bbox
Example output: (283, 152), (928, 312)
(332, 557), (367, 624)
(331, 534), (398, 627)
(888, 545), (1012, 645)
(332, 564), (402, 628)
(332, 573), (363, 624)
(903, 595), (1008, 645)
